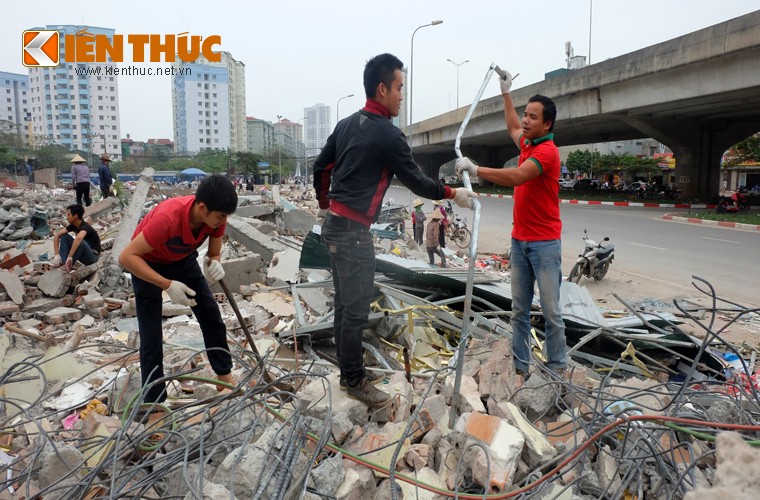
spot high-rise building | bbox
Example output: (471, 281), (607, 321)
(396, 68), (408, 130)
(274, 118), (302, 144)
(172, 51), (246, 153)
(304, 103), (330, 155)
(0, 71), (30, 145)
(246, 117), (275, 154)
(26, 25), (122, 159)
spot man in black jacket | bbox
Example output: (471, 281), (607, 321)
(313, 53), (476, 407)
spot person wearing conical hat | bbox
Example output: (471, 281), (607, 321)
(70, 154), (92, 207)
(411, 199), (426, 246)
(98, 153), (114, 199)
(425, 209), (446, 267)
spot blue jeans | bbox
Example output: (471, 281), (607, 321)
(132, 253), (232, 403)
(59, 234), (99, 266)
(321, 213), (376, 385)
(510, 238), (566, 372)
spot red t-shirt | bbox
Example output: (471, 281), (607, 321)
(512, 134), (562, 241)
(133, 195), (225, 264)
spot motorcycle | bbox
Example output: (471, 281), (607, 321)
(716, 190), (750, 214)
(567, 229), (615, 283)
(443, 200), (472, 248)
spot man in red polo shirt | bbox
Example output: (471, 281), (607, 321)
(313, 53), (476, 407)
(456, 72), (566, 387)
(119, 175), (238, 403)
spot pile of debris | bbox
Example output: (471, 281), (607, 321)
(1, 171), (760, 499)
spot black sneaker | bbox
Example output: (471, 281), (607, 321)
(339, 370), (386, 391)
(346, 378), (392, 407)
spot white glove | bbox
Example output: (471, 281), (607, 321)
(165, 281), (197, 307)
(455, 157), (479, 177)
(499, 70), (513, 94)
(452, 188), (478, 209)
(316, 208), (328, 224)
(203, 257), (225, 282)
(51, 255), (61, 267)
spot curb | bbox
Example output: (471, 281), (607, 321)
(477, 192), (713, 209)
(662, 214), (760, 232)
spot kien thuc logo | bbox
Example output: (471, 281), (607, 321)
(22, 28), (221, 66)
(23, 30), (60, 67)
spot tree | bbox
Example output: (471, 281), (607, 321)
(234, 151), (262, 176)
(34, 144), (71, 171)
(566, 149), (601, 177)
(724, 135), (760, 166)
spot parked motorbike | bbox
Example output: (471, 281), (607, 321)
(567, 229), (615, 283)
(443, 200), (472, 248)
(716, 189), (750, 214)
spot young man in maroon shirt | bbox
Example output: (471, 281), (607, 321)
(119, 175), (237, 403)
(456, 72), (566, 387)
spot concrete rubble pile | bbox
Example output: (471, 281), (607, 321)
(1, 176), (760, 499)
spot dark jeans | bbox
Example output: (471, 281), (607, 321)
(414, 224), (424, 245)
(101, 186), (111, 198)
(59, 234), (98, 265)
(132, 253), (232, 403)
(75, 182), (91, 206)
(427, 246), (446, 267)
(322, 213), (376, 384)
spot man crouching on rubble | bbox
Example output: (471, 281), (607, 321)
(119, 175), (237, 403)
(52, 204), (102, 271)
(313, 53), (477, 407)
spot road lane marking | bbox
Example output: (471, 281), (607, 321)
(630, 243), (667, 251)
(702, 237), (740, 244)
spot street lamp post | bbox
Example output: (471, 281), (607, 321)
(446, 58), (469, 109)
(297, 116), (307, 183)
(409, 20), (443, 145)
(336, 94), (354, 126)
(276, 114), (282, 185)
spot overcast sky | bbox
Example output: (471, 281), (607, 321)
(4, 1), (758, 141)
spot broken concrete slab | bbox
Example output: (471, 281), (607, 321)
(37, 268), (72, 298)
(226, 216), (288, 263)
(210, 254), (265, 294)
(493, 401), (557, 469)
(43, 306), (82, 325)
(0, 270), (24, 304)
(282, 208), (316, 236)
(267, 248), (301, 283)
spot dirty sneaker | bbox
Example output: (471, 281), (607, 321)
(339, 370), (386, 391)
(346, 377), (392, 407)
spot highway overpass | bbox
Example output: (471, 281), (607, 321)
(410, 10), (760, 200)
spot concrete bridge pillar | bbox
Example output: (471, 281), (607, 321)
(622, 117), (760, 201)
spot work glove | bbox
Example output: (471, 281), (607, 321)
(452, 188), (478, 209)
(203, 256), (225, 283)
(499, 69), (513, 94)
(316, 208), (328, 225)
(51, 255), (61, 267)
(455, 157), (479, 177)
(165, 280), (197, 307)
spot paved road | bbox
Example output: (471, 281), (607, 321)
(386, 185), (760, 306)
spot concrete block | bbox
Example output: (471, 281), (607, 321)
(405, 443), (432, 470)
(309, 452), (345, 497)
(37, 268), (72, 297)
(83, 293), (104, 309)
(494, 401), (557, 469)
(477, 336), (516, 403)
(455, 412), (525, 492)
(282, 208), (316, 236)
(444, 373), (485, 414)
(226, 216), (287, 263)
(235, 204), (276, 219)
(397, 467), (447, 500)
(266, 248), (301, 283)
(43, 306), (82, 325)
(211, 255), (264, 293)
(335, 465), (376, 500)
(0, 270), (24, 304)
